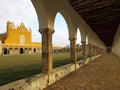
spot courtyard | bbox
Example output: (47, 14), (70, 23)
(0, 52), (82, 86)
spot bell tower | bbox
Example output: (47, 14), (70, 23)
(6, 21), (14, 37)
(7, 21), (13, 30)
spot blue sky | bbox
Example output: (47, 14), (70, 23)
(0, 0), (81, 46)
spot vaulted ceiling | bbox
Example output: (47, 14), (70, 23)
(67, 0), (120, 46)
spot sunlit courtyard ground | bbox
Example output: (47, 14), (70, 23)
(0, 52), (82, 86)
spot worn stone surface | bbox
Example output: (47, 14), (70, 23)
(69, 38), (77, 64)
(0, 63), (79, 90)
(88, 44), (92, 59)
(44, 53), (120, 90)
(112, 24), (120, 58)
(0, 55), (100, 90)
(39, 28), (55, 74)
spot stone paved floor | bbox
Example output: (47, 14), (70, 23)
(44, 53), (120, 90)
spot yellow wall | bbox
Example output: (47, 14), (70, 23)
(32, 42), (41, 46)
(5, 22), (32, 45)
(0, 21), (42, 49)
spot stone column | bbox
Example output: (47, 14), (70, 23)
(39, 28), (54, 74)
(94, 46), (97, 58)
(95, 46), (98, 56)
(70, 38), (78, 69)
(88, 44), (92, 59)
(96, 46), (98, 55)
(92, 45), (95, 56)
(98, 47), (100, 54)
(93, 45), (95, 56)
(69, 38), (77, 64)
(81, 41), (87, 62)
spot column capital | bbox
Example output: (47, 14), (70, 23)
(81, 41), (86, 44)
(39, 28), (55, 35)
(88, 43), (92, 47)
(69, 37), (77, 41)
(88, 43), (91, 45)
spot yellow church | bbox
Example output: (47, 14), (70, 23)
(0, 21), (42, 55)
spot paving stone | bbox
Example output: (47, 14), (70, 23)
(44, 53), (120, 90)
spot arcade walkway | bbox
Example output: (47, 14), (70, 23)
(44, 53), (120, 90)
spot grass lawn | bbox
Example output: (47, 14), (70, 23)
(0, 52), (82, 86)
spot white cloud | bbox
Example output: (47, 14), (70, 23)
(0, 0), (40, 42)
(0, 0), (81, 46)
(53, 34), (69, 46)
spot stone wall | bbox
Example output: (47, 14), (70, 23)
(0, 55), (101, 90)
(112, 24), (120, 58)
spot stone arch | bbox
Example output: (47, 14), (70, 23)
(9, 48), (13, 55)
(35, 48), (40, 53)
(14, 48), (19, 54)
(29, 48), (32, 51)
(32, 0), (102, 73)
(75, 28), (82, 61)
(86, 36), (88, 45)
(3, 48), (8, 55)
(37, 48), (40, 53)
(54, 11), (76, 39)
(34, 48), (36, 53)
(24, 48), (28, 54)
(28, 48), (32, 54)
(32, 0), (101, 46)
(53, 12), (71, 46)
(78, 24), (87, 42)
(20, 48), (24, 54)
(32, 0), (77, 33)
(31, 0), (47, 29)
(76, 28), (82, 45)
(87, 31), (93, 45)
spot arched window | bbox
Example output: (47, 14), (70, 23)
(21, 27), (24, 31)
(20, 35), (25, 44)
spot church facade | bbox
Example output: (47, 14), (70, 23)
(0, 21), (42, 55)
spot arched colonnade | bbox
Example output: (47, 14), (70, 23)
(30, 0), (106, 74)
(2, 48), (41, 55)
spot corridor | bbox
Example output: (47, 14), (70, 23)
(44, 53), (120, 90)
